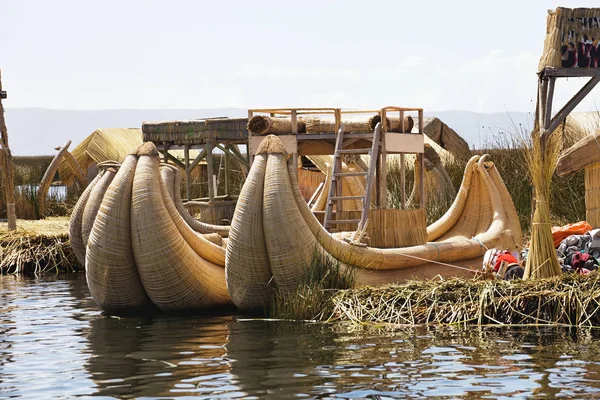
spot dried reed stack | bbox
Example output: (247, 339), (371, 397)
(524, 130), (562, 279)
(369, 115), (414, 133)
(585, 163), (600, 227)
(336, 208), (427, 248)
(247, 115), (306, 135)
(538, 7), (600, 70)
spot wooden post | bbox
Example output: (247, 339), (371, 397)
(224, 147), (231, 198)
(0, 71), (16, 230)
(206, 143), (215, 202)
(162, 143), (169, 164)
(400, 153), (405, 209)
(184, 144), (191, 201)
(544, 77), (556, 130)
(418, 109), (425, 209)
(380, 131), (387, 209)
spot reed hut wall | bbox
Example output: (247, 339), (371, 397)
(585, 162), (600, 227)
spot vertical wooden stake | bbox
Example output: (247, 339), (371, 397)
(380, 132), (387, 208)
(184, 144), (191, 201)
(206, 143), (215, 202)
(224, 147), (231, 198)
(400, 153), (406, 209)
(0, 70), (16, 230)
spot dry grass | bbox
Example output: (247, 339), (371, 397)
(0, 217), (76, 274)
(329, 273), (600, 327)
(269, 249), (356, 321)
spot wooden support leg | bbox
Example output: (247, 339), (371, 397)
(184, 144), (191, 201)
(206, 143), (215, 202)
(224, 147), (231, 198)
(400, 153), (405, 209)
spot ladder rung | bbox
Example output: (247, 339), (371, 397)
(328, 219), (361, 224)
(337, 149), (371, 154)
(334, 172), (368, 177)
(329, 195), (364, 200)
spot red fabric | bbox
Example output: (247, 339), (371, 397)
(493, 252), (518, 272)
(551, 221), (593, 248)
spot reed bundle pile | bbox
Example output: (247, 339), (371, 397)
(524, 130), (562, 279)
(247, 116), (306, 135)
(329, 273), (600, 326)
(0, 217), (75, 274)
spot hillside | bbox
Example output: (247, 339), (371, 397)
(3, 107), (534, 155)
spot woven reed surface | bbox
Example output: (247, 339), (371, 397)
(86, 155), (151, 312)
(131, 152), (231, 311)
(225, 153), (273, 310)
(337, 209), (427, 248)
(58, 128), (143, 185)
(586, 163), (600, 227)
(158, 165), (226, 267)
(557, 133), (600, 176)
(170, 164), (230, 235)
(297, 168), (325, 201)
(68, 171), (104, 266)
(263, 154), (320, 295)
(287, 151), (517, 271)
(422, 117), (472, 162)
(142, 118), (248, 144)
(81, 169), (116, 249)
(538, 8), (600, 70)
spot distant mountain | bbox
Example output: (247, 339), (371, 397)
(3, 107), (535, 155)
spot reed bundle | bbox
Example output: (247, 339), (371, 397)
(0, 217), (75, 274)
(247, 116), (306, 135)
(369, 115), (414, 133)
(585, 163), (600, 227)
(524, 130), (562, 279)
(336, 209), (427, 248)
(329, 273), (600, 327)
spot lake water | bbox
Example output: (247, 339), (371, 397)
(2, 275), (600, 399)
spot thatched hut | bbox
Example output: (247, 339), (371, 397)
(57, 128), (143, 184)
(556, 112), (600, 227)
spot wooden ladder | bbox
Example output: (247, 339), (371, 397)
(323, 123), (382, 231)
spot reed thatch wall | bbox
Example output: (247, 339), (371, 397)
(585, 162), (600, 227)
(297, 168), (325, 201)
(538, 7), (600, 70)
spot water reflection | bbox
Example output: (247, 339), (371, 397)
(2, 275), (600, 398)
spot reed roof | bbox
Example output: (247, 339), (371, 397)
(556, 112), (600, 176)
(58, 128), (143, 184)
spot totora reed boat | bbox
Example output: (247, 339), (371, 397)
(71, 135), (522, 313)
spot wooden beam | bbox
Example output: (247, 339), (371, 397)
(543, 75), (600, 140)
(538, 77), (549, 131)
(380, 133), (387, 208)
(159, 150), (186, 170)
(187, 146), (207, 173)
(542, 67), (600, 78)
(419, 153), (425, 209)
(544, 77), (556, 130)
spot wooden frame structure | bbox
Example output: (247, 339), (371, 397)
(538, 68), (600, 141)
(142, 118), (249, 204)
(247, 106), (425, 211)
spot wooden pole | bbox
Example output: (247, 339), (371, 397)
(0, 70), (16, 230)
(400, 153), (405, 209)
(184, 144), (191, 201)
(224, 147), (231, 198)
(206, 143), (215, 202)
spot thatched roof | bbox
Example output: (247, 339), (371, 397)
(416, 117), (472, 162)
(58, 128), (143, 184)
(556, 113), (600, 176)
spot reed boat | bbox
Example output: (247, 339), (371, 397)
(72, 136), (521, 313)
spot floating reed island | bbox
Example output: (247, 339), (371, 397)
(327, 274), (600, 327)
(0, 217), (76, 274)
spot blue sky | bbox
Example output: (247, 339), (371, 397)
(2, 0), (600, 112)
